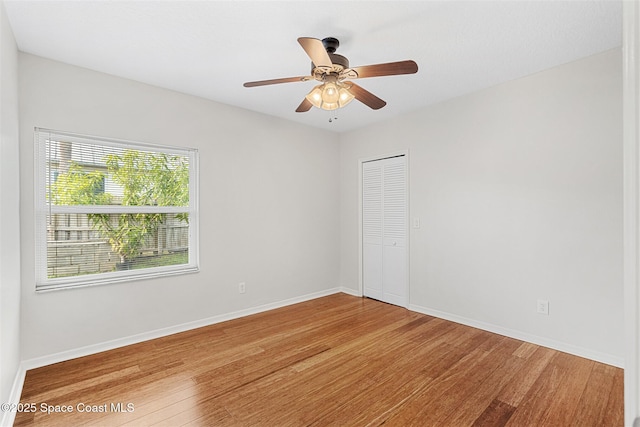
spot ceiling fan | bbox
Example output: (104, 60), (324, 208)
(243, 37), (418, 112)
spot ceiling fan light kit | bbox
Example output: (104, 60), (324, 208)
(305, 77), (355, 111)
(243, 37), (418, 113)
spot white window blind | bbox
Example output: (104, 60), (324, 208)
(35, 128), (199, 291)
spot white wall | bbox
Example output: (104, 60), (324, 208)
(18, 53), (340, 361)
(14, 40), (624, 372)
(623, 2), (640, 424)
(340, 49), (624, 365)
(0, 0), (22, 418)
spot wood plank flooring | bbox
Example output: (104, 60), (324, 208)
(14, 293), (623, 426)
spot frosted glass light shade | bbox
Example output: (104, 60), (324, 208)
(305, 82), (355, 111)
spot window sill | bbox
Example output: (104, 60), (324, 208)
(35, 265), (200, 292)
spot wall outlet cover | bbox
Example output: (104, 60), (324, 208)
(537, 299), (549, 315)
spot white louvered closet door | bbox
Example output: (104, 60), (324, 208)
(362, 155), (407, 307)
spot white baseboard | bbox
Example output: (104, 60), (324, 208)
(339, 286), (361, 297)
(22, 287), (343, 371)
(409, 303), (624, 368)
(0, 364), (26, 427)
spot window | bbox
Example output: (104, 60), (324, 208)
(35, 128), (199, 291)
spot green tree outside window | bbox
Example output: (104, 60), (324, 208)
(50, 150), (189, 269)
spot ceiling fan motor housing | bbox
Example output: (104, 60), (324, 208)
(310, 53), (351, 77)
(328, 53), (349, 69)
(310, 38), (351, 77)
(324, 37), (349, 68)
(322, 37), (340, 53)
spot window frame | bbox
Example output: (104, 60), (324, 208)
(34, 128), (199, 291)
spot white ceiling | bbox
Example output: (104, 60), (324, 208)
(4, 0), (622, 133)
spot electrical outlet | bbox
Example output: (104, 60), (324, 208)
(537, 299), (549, 315)
(239, 282), (246, 294)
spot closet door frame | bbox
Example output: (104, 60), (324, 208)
(358, 150), (409, 308)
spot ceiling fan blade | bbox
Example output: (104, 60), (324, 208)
(351, 60), (418, 79)
(295, 98), (313, 113)
(298, 37), (332, 68)
(243, 76), (309, 87)
(349, 83), (387, 110)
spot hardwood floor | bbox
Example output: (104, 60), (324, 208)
(14, 293), (622, 426)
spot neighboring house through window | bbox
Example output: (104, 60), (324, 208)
(35, 128), (199, 291)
